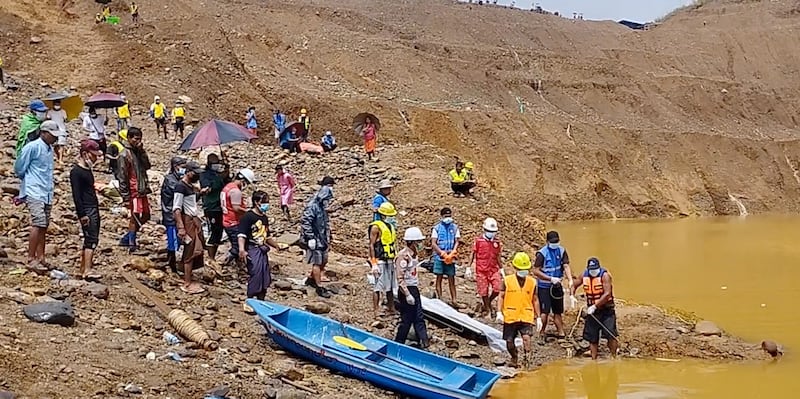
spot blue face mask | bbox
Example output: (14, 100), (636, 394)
(588, 269), (601, 277)
(484, 231), (496, 240)
(548, 243), (560, 250)
(441, 217), (453, 224)
(177, 167), (186, 176)
(259, 204), (270, 213)
(385, 217), (397, 226)
(516, 270), (529, 278)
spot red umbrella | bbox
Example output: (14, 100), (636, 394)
(178, 119), (256, 151)
(85, 92), (125, 109)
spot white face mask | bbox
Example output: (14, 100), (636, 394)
(516, 270), (529, 278)
(53, 105), (62, 110)
(588, 269), (601, 277)
(35, 111), (47, 121)
(548, 243), (560, 250)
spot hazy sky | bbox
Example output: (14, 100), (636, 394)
(472, 0), (696, 22)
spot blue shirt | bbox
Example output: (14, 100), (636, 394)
(14, 138), (54, 204)
(272, 113), (286, 131)
(246, 110), (258, 129)
(432, 222), (459, 261)
(371, 193), (388, 221)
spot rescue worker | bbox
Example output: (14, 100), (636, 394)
(369, 202), (398, 317)
(464, 161), (475, 181)
(431, 207), (460, 305)
(150, 95), (168, 139)
(448, 160), (471, 197)
(106, 129), (127, 180)
(102, 5), (111, 19)
(394, 227), (429, 348)
(130, 1), (139, 22)
(161, 156), (187, 274)
(571, 257), (618, 360)
(497, 252), (540, 368)
(301, 176), (335, 298)
(298, 108), (310, 141)
(469, 217), (503, 317)
(115, 91), (130, 131)
(371, 179), (393, 221)
(533, 230), (576, 339)
(171, 99), (186, 140)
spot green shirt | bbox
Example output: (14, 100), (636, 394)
(200, 169), (226, 212)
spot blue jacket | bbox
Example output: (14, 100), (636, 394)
(433, 222), (458, 261)
(537, 245), (565, 288)
(272, 113), (286, 131)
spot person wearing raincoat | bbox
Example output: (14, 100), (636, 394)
(300, 177), (335, 298)
(15, 100), (48, 158)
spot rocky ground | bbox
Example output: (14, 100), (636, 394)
(0, 74), (769, 399)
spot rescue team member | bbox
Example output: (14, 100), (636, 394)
(431, 207), (460, 305)
(469, 217), (503, 318)
(571, 257), (618, 360)
(106, 129), (127, 180)
(150, 95), (168, 139)
(369, 202), (398, 317)
(298, 108), (310, 141)
(171, 99), (186, 140)
(533, 230), (576, 339)
(115, 91), (130, 131)
(448, 160), (470, 197)
(130, 1), (139, 22)
(394, 227), (430, 348)
(497, 252), (540, 368)
(371, 179), (393, 221)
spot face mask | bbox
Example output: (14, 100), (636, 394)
(548, 243), (560, 250)
(35, 111), (47, 121)
(54, 105), (62, 110)
(441, 217), (453, 224)
(484, 232), (496, 240)
(121, 96), (126, 100)
(516, 270), (529, 278)
(589, 269), (601, 277)
(177, 168), (186, 177)
(385, 217), (397, 226)
(211, 164), (224, 172)
(259, 204), (270, 213)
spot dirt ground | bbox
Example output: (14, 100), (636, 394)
(0, 0), (790, 397)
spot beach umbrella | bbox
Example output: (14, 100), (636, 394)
(85, 92), (125, 109)
(43, 93), (83, 121)
(352, 112), (381, 136)
(178, 119), (257, 151)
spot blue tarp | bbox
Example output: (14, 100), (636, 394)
(618, 20), (646, 30)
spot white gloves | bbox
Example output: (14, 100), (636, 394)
(587, 305), (597, 315)
(569, 295), (578, 309)
(371, 264), (380, 277)
(536, 317), (543, 332)
(495, 311), (504, 323)
(405, 295), (416, 306)
(464, 267), (474, 280)
(307, 239), (317, 250)
(550, 277), (561, 285)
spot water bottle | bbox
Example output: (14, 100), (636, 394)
(49, 270), (68, 280)
(163, 331), (181, 345)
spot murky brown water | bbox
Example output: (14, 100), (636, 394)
(492, 216), (800, 398)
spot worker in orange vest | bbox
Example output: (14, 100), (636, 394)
(497, 252), (540, 368)
(570, 257), (618, 360)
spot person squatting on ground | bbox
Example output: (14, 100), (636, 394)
(69, 140), (104, 280)
(173, 161), (206, 294)
(221, 168), (257, 265)
(369, 202), (399, 317)
(571, 257), (618, 360)
(498, 252), (540, 368)
(394, 227), (430, 348)
(301, 176), (335, 298)
(200, 153), (228, 259)
(448, 160), (474, 197)
(533, 230), (576, 338)
(14, 121), (64, 273)
(321, 131), (337, 152)
(470, 217), (503, 317)
(118, 127), (152, 253)
(238, 190), (285, 301)
(160, 156), (187, 273)
(431, 207), (460, 304)
(275, 164), (296, 221)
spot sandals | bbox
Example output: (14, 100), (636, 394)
(83, 273), (103, 282)
(180, 284), (206, 294)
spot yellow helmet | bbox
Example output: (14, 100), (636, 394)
(300, 108), (307, 114)
(118, 129), (128, 141)
(465, 162), (474, 169)
(377, 202), (397, 217)
(512, 252), (532, 270)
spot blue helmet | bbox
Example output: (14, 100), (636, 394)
(29, 99), (48, 112)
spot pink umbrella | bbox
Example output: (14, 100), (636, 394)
(85, 92), (125, 109)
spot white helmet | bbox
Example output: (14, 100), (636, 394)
(237, 168), (257, 184)
(482, 217), (498, 232)
(403, 227), (425, 241)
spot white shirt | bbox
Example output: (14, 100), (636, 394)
(47, 109), (68, 133)
(430, 225), (461, 239)
(80, 113), (106, 140)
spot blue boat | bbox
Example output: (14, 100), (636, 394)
(247, 299), (501, 399)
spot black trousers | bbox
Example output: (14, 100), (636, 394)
(395, 286), (429, 345)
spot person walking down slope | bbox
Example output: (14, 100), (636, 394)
(533, 230), (576, 339)
(221, 168), (257, 265)
(15, 99), (48, 158)
(70, 140), (104, 280)
(470, 217), (503, 318)
(246, 106), (258, 136)
(150, 96), (168, 139)
(271, 109), (285, 144)
(362, 116), (377, 160)
(130, 1), (139, 22)
(117, 127), (152, 253)
(394, 227), (430, 348)
(371, 179), (393, 221)
(298, 108), (310, 141)
(369, 202), (399, 317)
(275, 164), (296, 221)
(115, 91), (130, 131)
(172, 99), (186, 140)
(431, 207), (461, 305)
(301, 176), (335, 299)
(160, 156), (187, 273)
(173, 161), (206, 294)
(571, 257), (618, 360)
(497, 252), (540, 368)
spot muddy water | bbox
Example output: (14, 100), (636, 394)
(492, 216), (800, 398)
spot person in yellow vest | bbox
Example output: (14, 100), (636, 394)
(114, 91), (130, 131)
(448, 160), (472, 197)
(130, 1), (139, 23)
(298, 108), (310, 141)
(369, 202), (398, 317)
(497, 252), (541, 368)
(570, 257), (618, 360)
(171, 99), (186, 140)
(149, 95), (168, 139)
(106, 129), (127, 180)
(0, 55), (4, 85)
(102, 5), (111, 19)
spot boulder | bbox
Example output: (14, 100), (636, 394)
(694, 320), (722, 336)
(452, 349), (480, 359)
(304, 302), (331, 314)
(127, 257), (155, 272)
(81, 282), (109, 299)
(22, 301), (75, 326)
(274, 280), (293, 291)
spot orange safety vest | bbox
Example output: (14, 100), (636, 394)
(501, 274), (536, 323)
(582, 268), (614, 307)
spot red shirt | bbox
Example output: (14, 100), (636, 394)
(473, 236), (502, 274)
(221, 182), (245, 228)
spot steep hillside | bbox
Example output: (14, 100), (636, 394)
(3, 0), (800, 220)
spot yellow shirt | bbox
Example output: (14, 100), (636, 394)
(150, 102), (166, 118)
(172, 107), (185, 120)
(0, 56), (4, 67)
(116, 102), (130, 119)
(448, 168), (467, 183)
(130, 4), (138, 14)
(102, 7), (111, 18)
